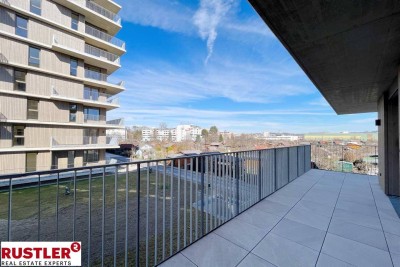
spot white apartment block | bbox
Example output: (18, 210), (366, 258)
(0, 0), (125, 174)
(264, 132), (299, 141)
(142, 125), (201, 142)
(176, 124), (202, 142)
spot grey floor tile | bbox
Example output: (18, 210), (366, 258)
(267, 192), (300, 206)
(252, 233), (319, 267)
(215, 218), (268, 251)
(332, 208), (382, 230)
(328, 218), (388, 251)
(159, 253), (196, 267)
(181, 233), (248, 267)
(392, 253), (400, 267)
(235, 207), (281, 231)
(271, 218), (326, 251)
(381, 218), (400, 236)
(316, 253), (353, 267)
(285, 204), (331, 231)
(237, 253), (276, 267)
(322, 233), (392, 267)
(335, 199), (379, 217)
(253, 199), (292, 217)
(385, 232), (400, 255)
(295, 199), (335, 217)
(378, 206), (400, 222)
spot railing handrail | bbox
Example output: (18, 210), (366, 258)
(85, 24), (125, 49)
(52, 86), (119, 105)
(84, 69), (108, 82)
(84, 43), (120, 64)
(0, 145), (310, 179)
(70, 0), (121, 24)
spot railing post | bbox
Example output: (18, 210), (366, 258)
(287, 147), (290, 184)
(258, 150), (262, 201)
(200, 156), (205, 237)
(341, 145), (344, 172)
(136, 163), (140, 267)
(235, 153), (240, 215)
(274, 148), (277, 191)
(296, 146), (299, 177)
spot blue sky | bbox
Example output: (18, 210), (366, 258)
(109, 0), (377, 134)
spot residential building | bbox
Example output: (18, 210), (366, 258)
(0, 0), (125, 173)
(263, 132), (300, 141)
(176, 124), (202, 142)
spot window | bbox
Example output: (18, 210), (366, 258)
(28, 46), (40, 67)
(84, 86), (99, 101)
(30, 0), (41, 15)
(84, 150), (99, 164)
(70, 57), (78, 76)
(27, 99), (39, 120)
(71, 12), (79, 30)
(26, 152), (37, 172)
(69, 104), (77, 122)
(84, 129), (98, 144)
(16, 15), (28, 37)
(84, 107), (100, 121)
(14, 69), (27, 91)
(13, 125), (25, 146)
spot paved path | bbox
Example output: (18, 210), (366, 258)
(160, 169), (400, 267)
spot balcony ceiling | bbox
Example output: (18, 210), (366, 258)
(249, 0), (400, 114)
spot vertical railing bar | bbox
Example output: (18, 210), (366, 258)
(205, 157), (209, 233)
(8, 178), (12, 241)
(200, 156), (205, 237)
(125, 164), (129, 267)
(101, 167), (105, 267)
(235, 153), (239, 216)
(274, 149), (277, 191)
(177, 159), (181, 251)
(145, 163), (149, 267)
(223, 154), (226, 223)
(184, 158), (187, 246)
(287, 147), (290, 185)
(297, 146), (299, 178)
(136, 164), (141, 267)
(73, 170), (77, 241)
(162, 162), (166, 260)
(229, 154), (233, 219)
(190, 157), (193, 244)
(211, 156), (215, 229)
(258, 150), (262, 201)
(56, 172), (59, 241)
(114, 167), (118, 267)
(170, 160), (174, 256)
(218, 154), (222, 225)
(154, 162), (158, 265)
(88, 169), (92, 266)
(195, 157), (199, 240)
(38, 174), (41, 241)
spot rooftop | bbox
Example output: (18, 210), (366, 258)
(160, 170), (400, 267)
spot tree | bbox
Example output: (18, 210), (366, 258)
(219, 134), (224, 143)
(201, 129), (209, 138)
(195, 135), (201, 143)
(209, 126), (218, 135)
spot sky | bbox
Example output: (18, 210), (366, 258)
(108, 0), (378, 134)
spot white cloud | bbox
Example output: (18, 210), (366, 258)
(193, 0), (235, 63)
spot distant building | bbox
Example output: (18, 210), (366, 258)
(304, 132), (378, 142)
(176, 125), (202, 142)
(264, 132), (300, 141)
(142, 127), (176, 142)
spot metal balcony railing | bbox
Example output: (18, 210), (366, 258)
(51, 136), (116, 147)
(84, 114), (106, 122)
(106, 118), (124, 126)
(70, 0), (121, 25)
(51, 86), (119, 106)
(85, 24), (125, 49)
(311, 143), (378, 175)
(0, 145), (311, 267)
(84, 69), (108, 82)
(85, 44), (120, 64)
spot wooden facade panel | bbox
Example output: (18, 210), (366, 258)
(41, 0), (74, 30)
(28, 72), (84, 97)
(39, 100), (70, 123)
(29, 19), (85, 51)
(0, 94), (26, 120)
(0, 152), (25, 174)
(6, 0), (30, 11)
(0, 66), (14, 91)
(0, 37), (29, 65)
(36, 151), (51, 171)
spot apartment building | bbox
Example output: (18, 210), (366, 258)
(142, 127), (177, 142)
(176, 124), (202, 142)
(0, 0), (125, 173)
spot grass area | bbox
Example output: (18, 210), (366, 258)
(0, 170), (158, 220)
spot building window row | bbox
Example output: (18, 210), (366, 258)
(30, 0), (42, 16)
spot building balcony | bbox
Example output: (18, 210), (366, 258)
(51, 135), (119, 150)
(85, 24), (125, 51)
(0, 145), (396, 266)
(50, 86), (119, 110)
(52, 36), (120, 73)
(52, 0), (121, 34)
(83, 114), (124, 126)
